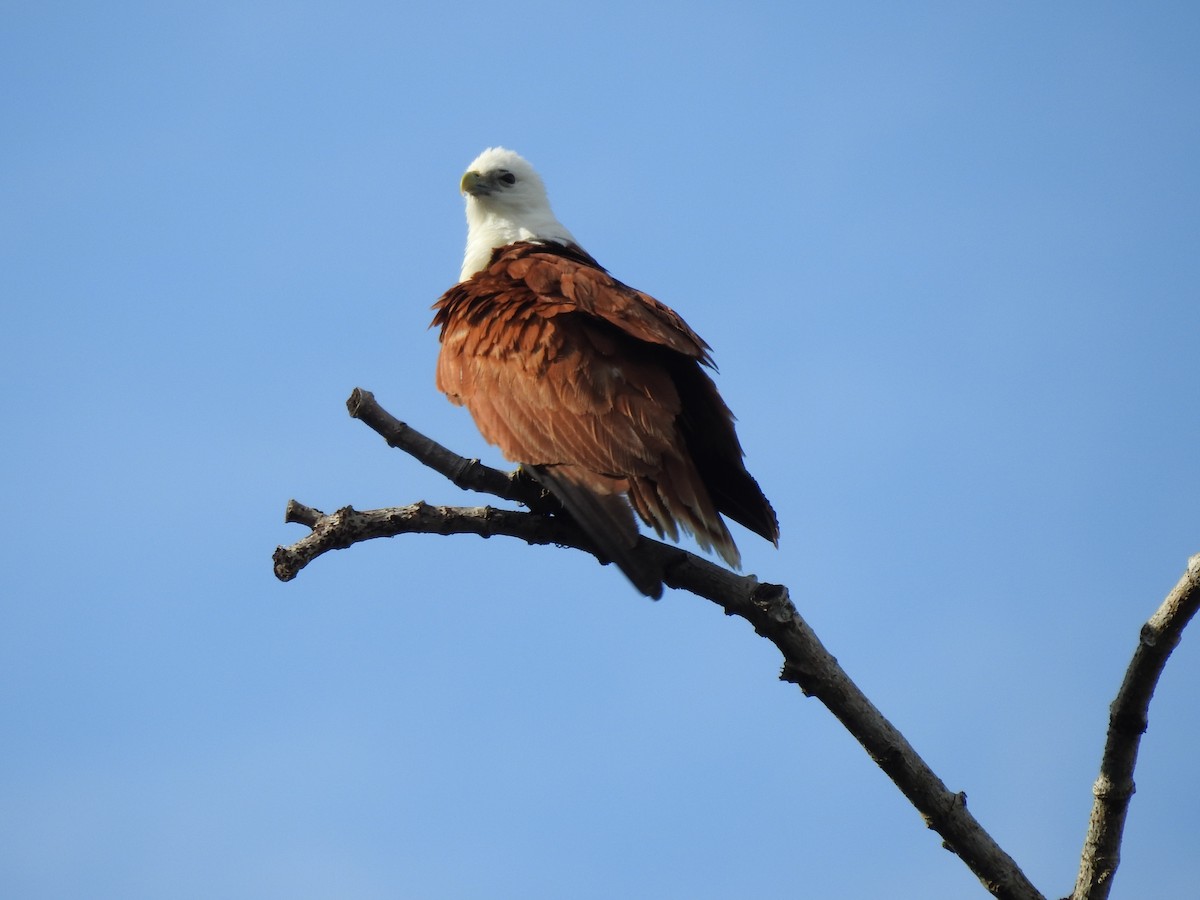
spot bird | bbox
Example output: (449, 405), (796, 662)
(431, 147), (778, 597)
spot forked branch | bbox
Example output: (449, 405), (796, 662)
(274, 387), (1196, 900)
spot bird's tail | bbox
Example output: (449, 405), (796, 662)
(528, 464), (664, 599)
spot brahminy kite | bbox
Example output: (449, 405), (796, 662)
(432, 147), (778, 597)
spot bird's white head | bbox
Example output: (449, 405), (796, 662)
(457, 147), (578, 281)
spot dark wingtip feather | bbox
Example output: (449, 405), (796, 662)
(714, 468), (780, 546)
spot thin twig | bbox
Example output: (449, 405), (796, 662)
(1070, 554), (1200, 900)
(274, 501), (584, 582)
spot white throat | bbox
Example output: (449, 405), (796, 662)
(460, 201), (577, 282)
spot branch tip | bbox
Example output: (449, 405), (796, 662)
(346, 387), (373, 418)
(284, 499), (324, 528)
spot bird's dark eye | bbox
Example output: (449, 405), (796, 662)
(499, 172), (517, 185)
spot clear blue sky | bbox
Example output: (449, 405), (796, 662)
(3, 3), (1198, 898)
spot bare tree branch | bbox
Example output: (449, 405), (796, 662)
(274, 388), (1062, 899)
(274, 500), (580, 582)
(345, 387), (558, 512)
(275, 387), (1199, 899)
(1070, 553), (1200, 900)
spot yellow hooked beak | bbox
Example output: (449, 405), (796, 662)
(460, 170), (487, 196)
